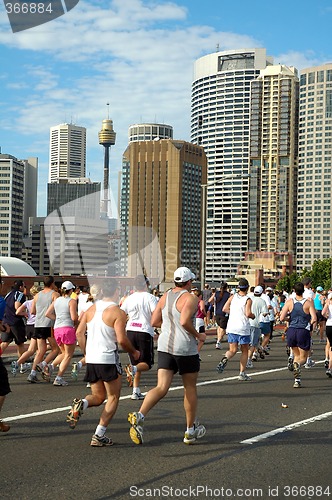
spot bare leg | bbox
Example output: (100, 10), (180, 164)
(182, 372), (198, 428)
(139, 369), (174, 417)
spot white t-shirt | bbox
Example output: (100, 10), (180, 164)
(121, 291), (158, 336)
(303, 287), (315, 300)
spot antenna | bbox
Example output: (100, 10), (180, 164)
(106, 102), (110, 119)
(216, 43), (219, 52)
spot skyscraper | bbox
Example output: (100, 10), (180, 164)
(120, 138), (207, 283)
(0, 154), (37, 258)
(49, 123), (86, 182)
(191, 48), (273, 282)
(248, 65), (299, 253)
(296, 63), (332, 269)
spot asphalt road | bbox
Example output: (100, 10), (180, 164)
(1, 333), (332, 500)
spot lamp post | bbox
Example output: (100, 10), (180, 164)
(200, 173), (250, 287)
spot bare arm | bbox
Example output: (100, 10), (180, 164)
(69, 298), (78, 324)
(45, 302), (55, 321)
(113, 309), (140, 360)
(151, 297), (164, 328)
(322, 299), (330, 318)
(30, 294), (37, 315)
(245, 297), (255, 319)
(76, 311), (88, 354)
(279, 299), (292, 322)
(222, 295), (233, 314)
(15, 303), (28, 317)
(180, 294), (206, 343)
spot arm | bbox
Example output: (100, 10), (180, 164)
(151, 297), (164, 328)
(279, 299), (291, 322)
(30, 294), (37, 315)
(45, 302), (56, 321)
(76, 311), (88, 354)
(113, 309), (140, 360)
(69, 298), (78, 324)
(322, 299), (330, 318)
(245, 297), (255, 319)
(16, 302), (28, 317)
(199, 299), (206, 317)
(309, 302), (317, 325)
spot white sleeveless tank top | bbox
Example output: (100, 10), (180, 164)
(85, 301), (119, 365)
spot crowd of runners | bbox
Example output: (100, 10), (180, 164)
(0, 271), (331, 446)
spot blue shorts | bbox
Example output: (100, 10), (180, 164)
(249, 326), (261, 347)
(259, 322), (271, 335)
(227, 333), (251, 345)
(286, 327), (311, 351)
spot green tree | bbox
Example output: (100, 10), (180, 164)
(276, 271), (300, 293)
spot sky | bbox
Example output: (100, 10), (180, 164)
(1, 0), (332, 217)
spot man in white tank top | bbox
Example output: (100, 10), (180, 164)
(66, 278), (140, 447)
(127, 267), (207, 446)
(216, 278), (255, 381)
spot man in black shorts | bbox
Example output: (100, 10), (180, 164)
(1, 280), (27, 358)
(215, 281), (230, 349)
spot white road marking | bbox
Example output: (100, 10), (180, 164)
(2, 361), (325, 428)
(241, 411), (332, 444)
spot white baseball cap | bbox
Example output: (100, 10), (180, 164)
(174, 267), (195, 283)
(61, 280), (75, 291)
(254, 286), (263, 295)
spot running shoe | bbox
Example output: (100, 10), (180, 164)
(287, 357), (294, 371)
(252, 353), (258, 362)
(246, 359), (253, 369)
(0, 420), (10, 432)
(71, 362), (80, 381)
(238, 372), (251, 381)
(42, 364), (54, 383)
(90, 434), (114, 447)
(215, 341), (222, 350)
(20, 363), (31, 374)
(326, 369), (332, 378)
(216, 356), (228, 373)
(11, 361), (18, 376)
(131, 392), (145, 400)
(324, 359), (329, 370)
(27, 373), (38, 383)
(128, 412), (144, 445)
(304, 359), (315, 369)
(293, 379), (301, 388)
(125, 364), (135, 387)
(258, 348), (265, 359)
(183, 423), (206, 445)
(53, 377), (68, 386)
(66, 398), (84, 429)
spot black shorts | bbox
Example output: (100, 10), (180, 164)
(32, 327), (52, 340)
(126, 330), (154, 369)
(0, 357), (11, 397)
(25, 325), (35, 340)
(84, 363), (122, 383)
(157, 351), (200, 375)
(1, 322), (26, 345)
(326, 326), (332, 346)
(216, 315), (228, 329)
(316, 311), (326, 324)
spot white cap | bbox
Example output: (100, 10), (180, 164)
(61, 280), (75, 291)
(266, 287), (273, 291)
(173, 267), (195, 283)
(254, 286), (263, 295)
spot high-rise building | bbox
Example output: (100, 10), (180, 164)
(49, 123), (86, 182)
(47, 178), (101, 218)
(248, 65), (299, 253)
(0, 154), (37, 258)
(296, 64), (332, 269)
(191, 48), (273, 282)
(120, 138), (207, 283)
(128, 123), (173, 142)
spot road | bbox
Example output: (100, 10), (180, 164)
(1, 333), (332, 500)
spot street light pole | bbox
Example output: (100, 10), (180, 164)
(200, 173), (250, 287)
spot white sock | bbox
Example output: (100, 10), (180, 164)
(138, 412), (145, 421)
(95, 425), (107, 437)
(133, 387), (140, 394)
(186, 426), (194, 434)
(31, 369), (37, 376)
(77, 361), (83, 370)
(82, 399), (89, 410)
(41, 361), (47, 368)
(132, 365), (138, 376)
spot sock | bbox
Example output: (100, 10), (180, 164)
(82, 399), (89, 410)
(138, 412), (145, 421)
(31, 369), (36, 376)
(132, 365), (138, 376)
(95, 425), (107, 437)
(133, 387), (140, 395)
(41, 361), (47, 368)
(186, 426), (194, 435)
(77, 361), (83, 370)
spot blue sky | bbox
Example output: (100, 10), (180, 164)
(0, 0), (332, 216)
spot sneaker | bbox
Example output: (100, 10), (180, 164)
(216, 356), (228, 373)
(86, 382), (91, 388)
(215, 341), (222, 350)
(131, 392), (145, 400)
(11, 361), (18, 376)
(66, 398), (84, 429)
(304, 359), (315, 369)
(287, 357), (294, 371)
(71, 362), (81, 381)
(263, 348), (270, 356)
(124, 364), (135, 387)
(53, 377), (68, 386)
(128, 412), (144, 445)
(252, 353), (258, 362)
(183, 423), (206, 444)
(326, 369), (332, 378)
(258, 348), (265, 359)
(42, 364), (54, 383)
(238, 372), (251, 381)
(20, 363), (31, 374)
(246, 359), (253, 369)
(90, 434), (114, 447)
(27, 373), (38, 383)
(0, 420), (10, 432)
(35, 363), (44, 373)
(324, 359), (329, 369)
(293, 379), (301, 388)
